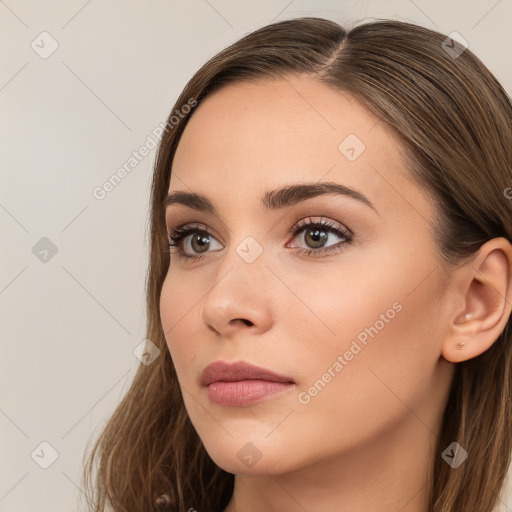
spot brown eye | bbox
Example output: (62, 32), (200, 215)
(287, 217), (353, 257)
(189, 233), (212, 254)
(302, 227), (329, 249)
(167, 224), (222, 261)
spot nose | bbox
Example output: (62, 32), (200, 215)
(200, 250), (274, 338)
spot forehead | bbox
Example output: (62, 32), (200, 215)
(173, 76), (386, 172)
(169, 76), (433, 225)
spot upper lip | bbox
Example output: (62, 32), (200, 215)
(200, 360), (295, 387)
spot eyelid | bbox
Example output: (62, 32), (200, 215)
(286, 216), (352, 240)
(166, 216), (351, 242)
(167, 220), (222, 241)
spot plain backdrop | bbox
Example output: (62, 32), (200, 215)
(1, 1), (511, 510)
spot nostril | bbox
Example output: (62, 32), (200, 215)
(231, 318), (253, 327)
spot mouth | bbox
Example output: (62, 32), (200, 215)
(200, 360), (295, 407)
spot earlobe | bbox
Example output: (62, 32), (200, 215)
(441, 237), (512, 364)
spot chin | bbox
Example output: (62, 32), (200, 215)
(199, 434), (299, 476)
(207, 450), (291, 475)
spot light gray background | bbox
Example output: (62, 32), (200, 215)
(1, 1), (511, 510)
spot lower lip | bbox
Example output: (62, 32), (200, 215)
(206, 379), (295, 406)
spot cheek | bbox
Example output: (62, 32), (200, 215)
(278, 250), (409, 368)
(289, 235), (435, 362)
(295, 306), (437, 458)
(290, 248), (444, 432)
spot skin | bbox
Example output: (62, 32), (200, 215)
(159, 75), (512, 511)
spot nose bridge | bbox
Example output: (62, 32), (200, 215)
(214, 224), (268, 281)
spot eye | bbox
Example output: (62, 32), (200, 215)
(285, 217), (353, 258)
(165, 217), (353, 263)
(166, 223), (222, 262)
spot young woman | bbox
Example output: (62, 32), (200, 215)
(82, 16), (512, 512)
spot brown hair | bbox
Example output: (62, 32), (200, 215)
(82, 16), (512, 512)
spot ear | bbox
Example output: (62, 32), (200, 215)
(442, 237), (512, 363)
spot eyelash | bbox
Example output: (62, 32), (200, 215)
(165, 217), (353, 263)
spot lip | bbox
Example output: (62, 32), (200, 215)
(200, 360), (295, 407)
(200, 360), (294, 387)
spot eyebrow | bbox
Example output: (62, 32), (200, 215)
(163, 182), (378, 215)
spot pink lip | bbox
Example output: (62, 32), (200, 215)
(200, 360), (295, 407)
(200, 360), (294, 386)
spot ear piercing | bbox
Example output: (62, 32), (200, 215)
(456, 341), (465, 350)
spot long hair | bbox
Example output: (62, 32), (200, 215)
(82, 17), (512, 512)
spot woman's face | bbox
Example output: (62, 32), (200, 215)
(160, 75), (456, 475)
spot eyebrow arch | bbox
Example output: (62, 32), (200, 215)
(163, 181), (378, 216)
